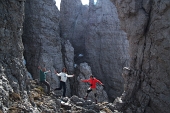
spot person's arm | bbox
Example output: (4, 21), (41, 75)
(44, 70), (50, 74)
(38, 66), (42, 71)
(66, 74), (74, 77)
(54, 70), (61, 76)
(81, 79), (90, 82)
(97, 79), (104, 85)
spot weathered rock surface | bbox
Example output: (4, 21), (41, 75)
(77, 62), (108, 103)
(23, 0), (75, 96)
(0, 0), (30, 112)
(3, 0), (170, 112)
(7, 79), (119, 113)
(60, 0), (88, 65)
(23, 0), (63, 79)
(111, 0), (170, 113)
(63, 40), (75, 73)
(60, 0), (129, 102)
(31, 79), (119, 113)
(85, 0), (129, 102)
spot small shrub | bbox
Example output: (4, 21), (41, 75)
(9, 92), (21, 101)
(102, 107), (113, 113)
(34, 86), (45, 94)
(8, 107), (21, 113)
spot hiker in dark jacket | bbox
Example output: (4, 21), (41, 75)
(81, 75), (104, 103)
(54, 67), (74, 97)
(38, 66), (51, 95)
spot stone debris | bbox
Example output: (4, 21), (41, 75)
(3, 79), (121, 113)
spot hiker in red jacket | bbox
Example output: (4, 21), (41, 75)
(81, 75), (104, 103)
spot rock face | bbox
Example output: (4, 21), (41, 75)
(2, 0), (170, 112)
(77, 62), (108, 103)
(23, 0), (75, 96)
(0, 1), (111, 112)
(6, 79), (116, 113)
(23, 0), (63, 79)
(63, 40), (75, 73)
(0, 0), (27, 112)
(111, 0), (170, 113)
(60, 0), (86, 63)
(85, 0), (129, 101)
(60, 0), (129, 101)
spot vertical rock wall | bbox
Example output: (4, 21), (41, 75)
(111, 0), (170, 113)
(23, 0), (75, 96)
(77, 62), (108, 102)
(60, 0), (129, 101)
(60, 0), (86, 61)
(86, 0), (129, 101)
(0, 0), (27, 112)
(23, 0), (63, 80)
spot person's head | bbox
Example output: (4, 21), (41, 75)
(90, 75), (94, 79)
(62, 67), (67, 73)
(42, 67), (46, 72)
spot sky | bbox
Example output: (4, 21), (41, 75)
(80, 0), (98, 5)
(55, 0), (61, 10)
(55, 0), (97, 10)
(81, 0), (89, 5)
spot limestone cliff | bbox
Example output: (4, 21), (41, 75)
(1, 0), (170, 112)
(111, 0), (170, 113)
(23, 0), (63, 79)
(86, 0), (129, 101)
(0, 0), (27, 112)
(23, 0), (75, 97)
(77, 62), (108, 103)
(60, 0), (129, 101)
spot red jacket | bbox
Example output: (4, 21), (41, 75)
(82, 78), (103, 88)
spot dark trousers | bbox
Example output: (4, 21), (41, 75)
(55, 81), (66, 97)
(40, 80), (50, 94)
(85, 88), (97, 98)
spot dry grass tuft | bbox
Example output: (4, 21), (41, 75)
(30, 91), (41, 101)
(36, 101), (43, 107)
(33, 86), (45, 94)
(102, 107), (113, 113)
(9, 92), (21, 101)
(8, 107), (21, 113)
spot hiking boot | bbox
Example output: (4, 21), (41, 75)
(95, 99), (97, 104)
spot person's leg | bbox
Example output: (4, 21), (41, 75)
(84, 88), (92, 99)
(45, 81), (51, 94)
(41, 81), (50, 94)
(62, 82), (66, 97)
(94, 93), (97, 103)
(55, 81), (62, 90)
(92, 89), (97, 103)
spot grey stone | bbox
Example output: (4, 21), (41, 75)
(0, 0), (27, 112)
(23, 0), (63, 80)
(23, 0), (75, 97)
(111, 0), (170, 112)
(76, 102), (84, 106)
(60, 0), (129, 102)
(77, 63), (108, 103)
(85, 100), (93, 105)
(70, 95), (85, 103)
